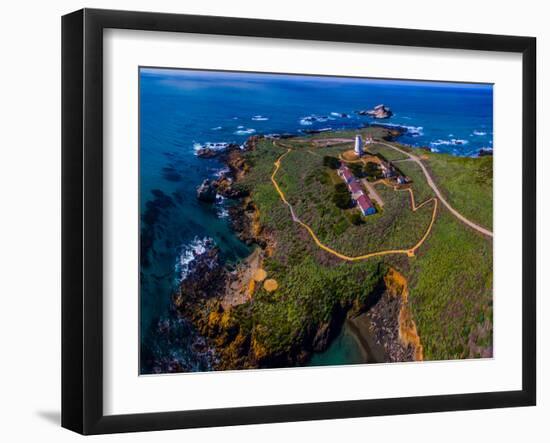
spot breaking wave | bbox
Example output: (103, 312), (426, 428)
(472, 130), (487, 136)
(193, 142), (230, 155)
(174, 237), (213, 282)
(299, 114), (329, 125)
(234, 128), (256, 135)
(430, 138), (469, 147)
(330, 112), (350, 118)
(375, 122), (424, 136)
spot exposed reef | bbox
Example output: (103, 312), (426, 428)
(196, 179), (218, 202)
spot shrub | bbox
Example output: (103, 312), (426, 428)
(332, 183), (352, 209)
(347, 163), (363, 177)
(348, 212), (364, 225)
(323, 156), (341, 169)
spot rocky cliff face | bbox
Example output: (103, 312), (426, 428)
(196, 136), (262, 203)
(369, 267), (423, 362)
(181, 134), (422, 370)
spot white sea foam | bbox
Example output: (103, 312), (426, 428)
(430, 138), (469, 147)
(251, 115), (269, 121)
(406, 126), (423, 136)
(375, 122), (423, 136)
(330, 112), (349, 118)
(217, 206), (229, 218)
(234, 128), (256, 135)
(211, 126), (222, 131)
(175, 237), (212, 282)
(214, 166), (231, 178)
(193, 142), (230, 155)
(299, 114), (329, 125)
(472, 130), (487, 136)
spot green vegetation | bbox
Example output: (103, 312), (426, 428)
(367, 142), (410, 161)
(347, 212), (364, 226)
(394, 160), (434, 204)
(424, 151), (493, 229)
(364, 162), (383, 181)
(244, 257), (382, 357)
(224, 131), (493, 364)
(241, 139), (432, 256)
(406, 209), (493, 360)
(347, 162), (364, 177)
(332, 182), (352, 209)
(323, 155), (341, 169)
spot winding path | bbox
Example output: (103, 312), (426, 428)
(270, 143), (438, 260)
(377, 142), (493, 238)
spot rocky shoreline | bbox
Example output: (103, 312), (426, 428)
(177, 132), (423, 371)
(175, 133), (358, 369)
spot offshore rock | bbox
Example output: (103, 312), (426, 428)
(196, 179), (217, 202)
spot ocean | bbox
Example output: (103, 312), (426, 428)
(139, 68), (493, 373)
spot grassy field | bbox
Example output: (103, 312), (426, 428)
(240, 257), (383, 358)
(229, 138), (387, 360)
(423, 151), (493, 230)
(228, 131), (493, 363)
(365, 142), (410, 162)
(271, 141), (434, 255)
(406, 209), (493, 360)
(393, 159), (435, 204)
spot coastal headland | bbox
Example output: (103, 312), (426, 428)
(173, 125), (493, 370)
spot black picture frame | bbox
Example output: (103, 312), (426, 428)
(62, 8), (536, 435)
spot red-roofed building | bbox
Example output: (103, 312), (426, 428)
(337, 166), (354, 184)
(337, 164), (376, 216)
(348, 181), (364, 199)
(356, 194), (376, 216)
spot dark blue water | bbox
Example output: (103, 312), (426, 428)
(139, 68), (493, 373)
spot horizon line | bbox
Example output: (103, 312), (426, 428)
(139, 66), (494, 89)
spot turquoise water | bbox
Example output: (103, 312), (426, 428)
(308, 322), (368, 367)
(139, 68), (493, 373)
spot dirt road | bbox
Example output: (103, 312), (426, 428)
(378, 142), (493, 238)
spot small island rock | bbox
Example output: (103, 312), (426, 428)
(357, 104), (393, 119)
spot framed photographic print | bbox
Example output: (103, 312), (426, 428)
(61, 8), (536, 434)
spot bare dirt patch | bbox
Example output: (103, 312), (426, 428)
(221, 248), (263, 309)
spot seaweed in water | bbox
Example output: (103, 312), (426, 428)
(141, 189), (175, 267)
(162, 165), (183, 182)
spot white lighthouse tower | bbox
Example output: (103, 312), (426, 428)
(354, 135), (364, 157)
